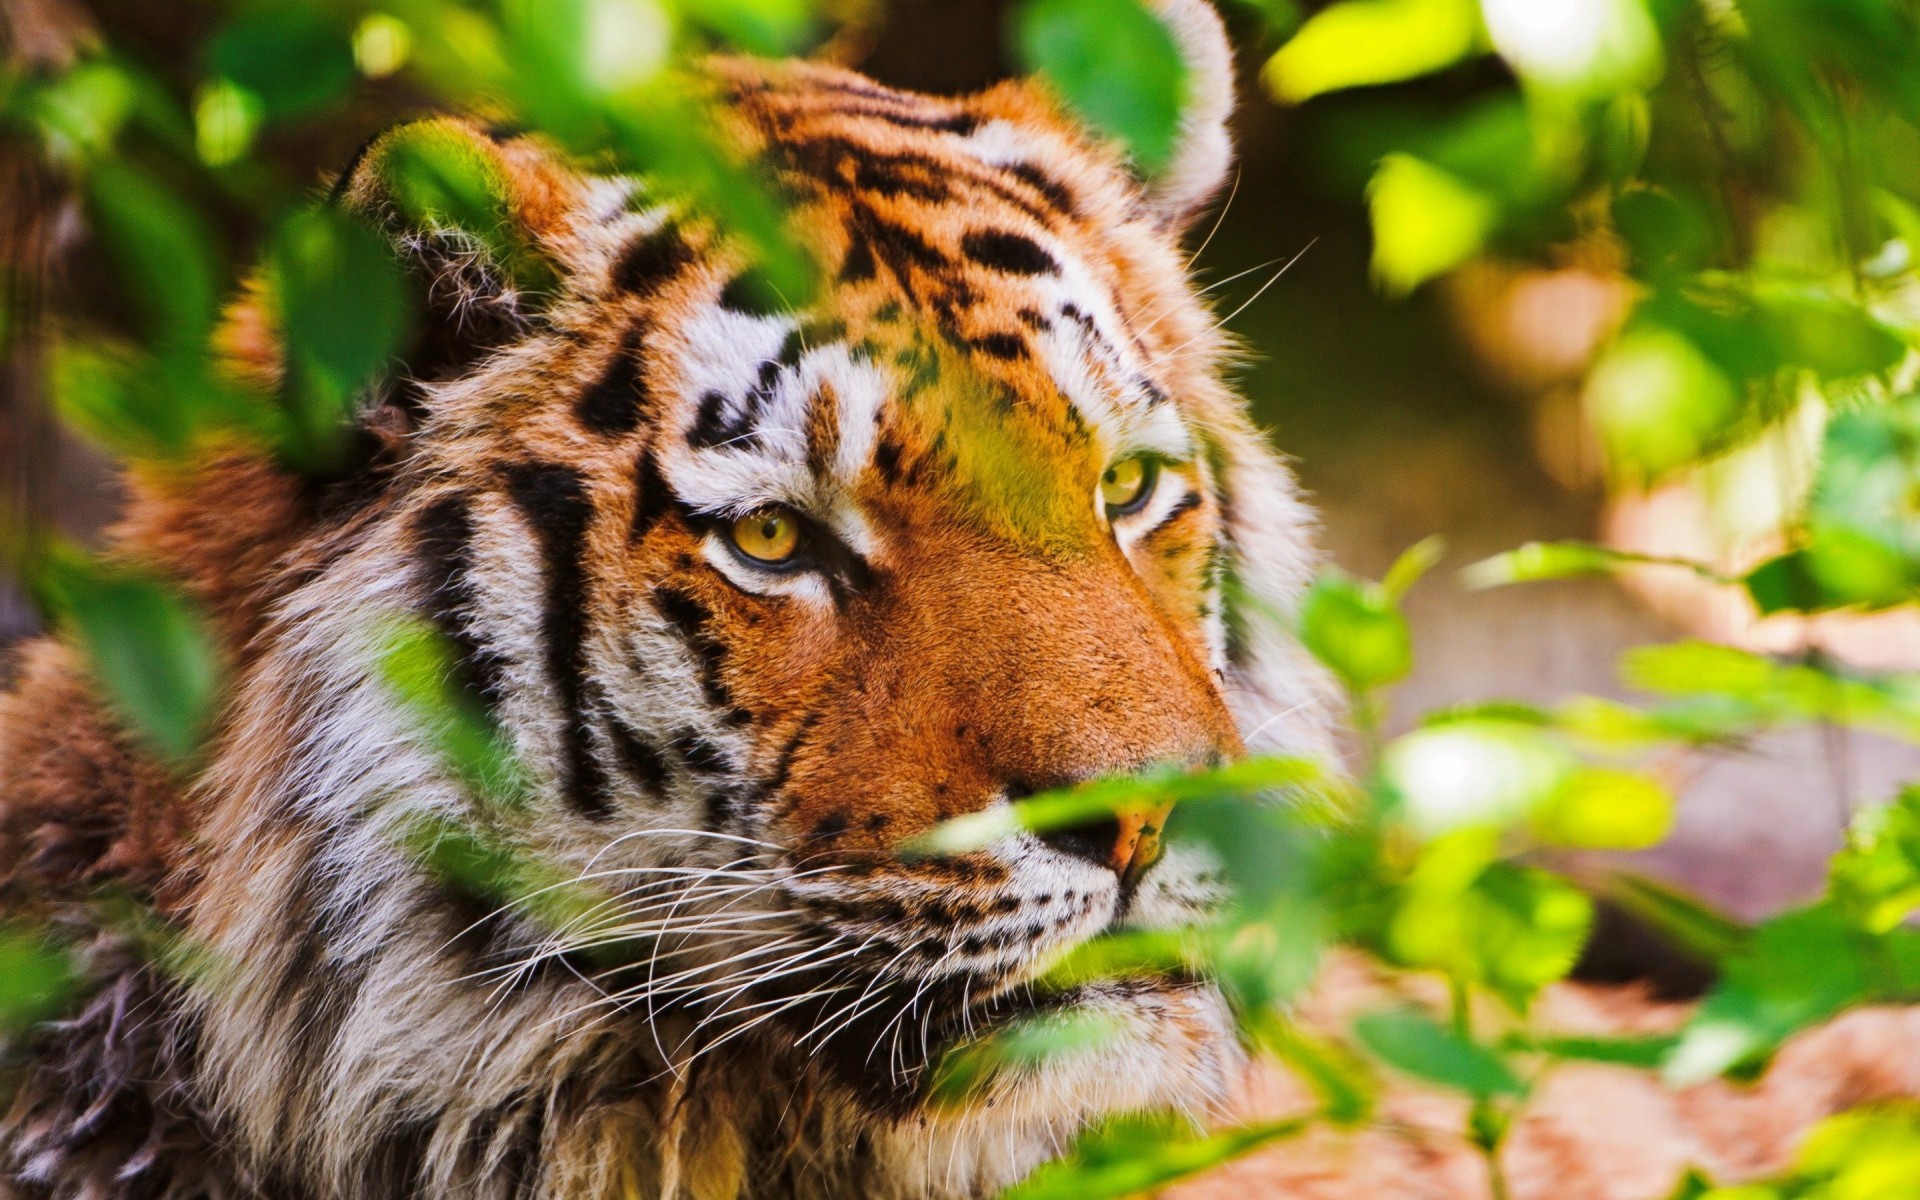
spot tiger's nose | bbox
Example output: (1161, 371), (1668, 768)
(1037, 803), (1175, 885)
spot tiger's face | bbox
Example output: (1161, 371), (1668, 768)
(180, 21), (1333, 1195)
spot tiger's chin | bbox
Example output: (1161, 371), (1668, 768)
(835, 978), (1243, 1199)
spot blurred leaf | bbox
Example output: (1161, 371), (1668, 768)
(1530, 767), (1675, 851)
(48, 341), (193, 459)
(1245, 1007), (1377, 1123)
(85, 160), (220, 355)
(194, 78), (263, 166)
(1831, 787), (1920, 933)
(1463, 539), (1736, 589)
(1263, 0), (1481, 103)
(1005, 1110), (1311, 1200)
(1367, 153), (1496, 296)
(1622, 641), (1920, 743)
(393, 811), (608, 948)
(1665, 904), (1869, 1086)
(353, 14), (415, 78)
(906, 756), (1319, 857)
(1390, 854), (1594, 1008)
(1014, 0), (1187, 174)
(374, 615), (532, 811)
(1480, 0), (1662, 97)
(1614, 186), (1717, 279)
(1381, 535), (1446, 601)
(32, 545), (220, 765)
(1753, 289), (1906, 382)
(1786, 1104), (1920, 1198)
(678, 0), (819, 55)
(1382, 720), (1577, 837)
(1600, 872), (1750, 964)
(0, 926), (78, 1034)
(1508, 1031), (1680, 1068)
(22, 59), (139, 162)
(930, 1008), (1126, 1108)
(1299, 570), (1412, 692)
(209, 9), (356, 120)
(1585, 324), (1740, 481)
(1352, 1006), (1523, 1096)
(271, 208), (413, 465)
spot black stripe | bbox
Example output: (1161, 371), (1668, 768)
(1152, 490), (1205, 532)
(969, 332), (1026, 361)
(504, 461), (610, 819)
(629, 449), (675, 544)
(678, 732), (731, 776)
(612, 222), (693, 295)
(1005, 163), (1077, 217)
(652, 586), (734, 713)
(574, 325), (651, 436)
(607, 713), (669, 794)
(415, 495), (507, 703)
(961, 230), (1057, 276)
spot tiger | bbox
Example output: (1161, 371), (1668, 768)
(0, 3), (1334, 1196)
(7, 3), (1920, 1198)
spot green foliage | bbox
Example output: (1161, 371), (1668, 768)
(1013, 0), (1187, 173)
(29, 544), (220, 766)
(1352, 1006), (1524, 1097)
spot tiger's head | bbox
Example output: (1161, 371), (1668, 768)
(139, 2), (1335, 1193)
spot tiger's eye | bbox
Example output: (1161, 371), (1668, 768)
(1100, 456), (1156, 514)
(729, 507), (801, 564)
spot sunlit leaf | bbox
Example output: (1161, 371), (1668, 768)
(373, 615), (532, 812)
(1014, 0), (1187, 174)
(677, 0), (819, 55)
(353, 14), (415, 78)
(1831, 787), (1920, 934)
(1506, 1031), (1680, 1068)
(1530, 767), (1674, 850)
(1382, 720), (1576, 837)
(193, 78), (262, 166)
(1462, 540), (1736, 590)
(1622, 641), (1920, 743)
(1367, 153), (1496, 296)
(1352, 1006), (1524, 1096)
(1585, 324), (1740, 481)
(905, 756), (1320, 857)
(31, 545), (220, 765)
(1381, 535), (1446, 601)
(1481, 0), (1662, 96)
(1263, 0), (1482, 103)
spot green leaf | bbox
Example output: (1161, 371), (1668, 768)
(1463, 540), (1736, 590)
(373, 616), (533, 813)
(271, 208), (413, 466)
(85, 160), (220, 356)
(1382, 720), (1577, 837)
(1014, 0), (1187, 174)
(32, 546), (220, 765)
(1244, 1007), (1377, 1124)
(1005, 1110), (1311, 1200)
(48, 341), (194, 459)
(930, 1008), (1126, 1107)
(1381, 535), (1446, 601)
(209, 9), (357, 120)
(1509, 1031), (1680, 1068)
(1664, 904), (1870, 1086)
(1621, 641), (1920, 743)
(677, 0), (819, 55)
(1366, 153), (1496, 296)
(1389, 847), (1594, 1007)
(1530, 767), (1675, 851)
(1299, 570), (1412, 692)
(0, 926), (78, 1034)
(1600, 872), (1750, 964)
(1481, 0), (1662, 97)
(1585, 324), (1740, 481)
(1831, 787), (1920, 933)
(1263, 0), (1482, 103)
(1352, 1007), (1523, 1097)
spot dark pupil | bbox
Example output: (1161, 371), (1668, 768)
(760, 518), (781, 539)
(1105, 467), (1119, 484)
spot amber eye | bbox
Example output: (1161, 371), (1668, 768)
(728, 507), (802, 564)
(1100, 456), (1157, 515)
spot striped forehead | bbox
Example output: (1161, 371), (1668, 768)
(649, 231), (1193, 518)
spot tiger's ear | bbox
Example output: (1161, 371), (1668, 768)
(1143, 0), (1236, 229)
(325, 118), (580, 442)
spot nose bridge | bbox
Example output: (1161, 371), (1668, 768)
(917, 544), (1241, 784)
